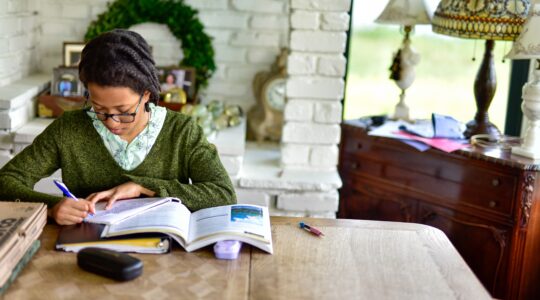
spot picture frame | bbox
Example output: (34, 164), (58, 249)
(51, 67), (84, 97)
(157, 67), (196, 103)
(63, 42), (85, 67)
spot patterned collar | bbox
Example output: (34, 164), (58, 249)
(87, 103), (167, 171)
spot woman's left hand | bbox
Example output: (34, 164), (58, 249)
(86, 181), (156, 210)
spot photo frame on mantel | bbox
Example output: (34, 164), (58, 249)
(51, 67), (84, 97)
(157, 66), (196, 102)
(63, 42), (85, 67)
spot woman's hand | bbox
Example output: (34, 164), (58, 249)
(49, 198), (94, 225)
(86, 181), (156, 209)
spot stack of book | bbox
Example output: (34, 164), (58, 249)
(0, 202), (47, 294)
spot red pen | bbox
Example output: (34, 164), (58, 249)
(299, 222), (324, 237)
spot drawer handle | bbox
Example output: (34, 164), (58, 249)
(351, 163), (359, 169)
(489, 201), (497, 208)
(357, 143), (363, 149)
(492, 179), (500, 187)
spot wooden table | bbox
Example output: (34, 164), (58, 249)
(3, 217), (490, 299)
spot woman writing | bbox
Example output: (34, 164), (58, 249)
(0, 29), (236, 225)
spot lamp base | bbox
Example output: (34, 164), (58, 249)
(513, 65), (540, 160)
(512, 146), (540, 159)
(393, 92), (410, 121)
(464, 119), (501, 139)
(465, 40), (500, 140)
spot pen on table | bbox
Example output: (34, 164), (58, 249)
(299, 221), (324, 237)
(53, 180), (94, 216)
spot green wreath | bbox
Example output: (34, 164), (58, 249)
(85, 0), (216, 97)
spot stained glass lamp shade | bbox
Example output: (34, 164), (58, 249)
(432, 0), (530, 139)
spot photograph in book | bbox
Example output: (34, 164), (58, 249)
(231, 206), (263, 226)
(100, 201), (273, 254)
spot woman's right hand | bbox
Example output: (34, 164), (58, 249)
(49, 198), (94, 225)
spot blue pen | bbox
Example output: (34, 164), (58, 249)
(53, 180), (78, 200)
(53, 180), (94, 216)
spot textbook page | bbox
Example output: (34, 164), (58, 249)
(186, 204), (272, 253)
(85, 197), (176, 225)
(102, 200), (191, 247)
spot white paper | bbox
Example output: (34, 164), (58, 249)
(85, 197), (176, 225)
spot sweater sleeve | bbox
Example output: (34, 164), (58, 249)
(124, 119), (236, 211)
(0, 118), (64, 207)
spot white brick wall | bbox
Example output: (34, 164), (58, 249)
(230, 31), (281, 47)
(314, 101), (342, 123)
(281, 143), (310, 164)
(0, 0), (38, 87)
(250, 15), (289, 30)
(318, 54), (347, 77)
(321, 12), (350, 31)
(290, 10), (319, 29)
(286, 76), (344, 99)
(309, 145), (339, 168)
(284, 99), (313, 121)
(247, 48), (280, 64)
(199, 11), (249, 29)
(290, 31), (347, 53)
(232, 0), (286, 13)
(287, 53), (317, 75)
(235, 188), (273, 207)
(281, 0), (350, 171)
(184, 0), (228, 10)
(291, 0), (351, 11)
(130, 23), (183, 67)
(282, 122), (340, 144)
(30, 0), (290, 114)
(277, 190), (339, 212)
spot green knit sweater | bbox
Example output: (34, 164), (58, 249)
(0, 110), (236, 211)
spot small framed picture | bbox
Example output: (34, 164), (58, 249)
(63, 42), (85, 67)
(157, 67), (196, 102)
(51, 67), (84, 96)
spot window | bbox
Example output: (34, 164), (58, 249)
(344, 1), (512, 130)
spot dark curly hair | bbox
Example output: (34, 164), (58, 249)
(78, 29), (160, 108)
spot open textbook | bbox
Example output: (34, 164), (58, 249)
(85, 198), (273, 254)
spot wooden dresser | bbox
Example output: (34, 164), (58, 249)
(338, 121), (540, 300)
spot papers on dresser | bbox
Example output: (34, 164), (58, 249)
(368, 120), (431, 151)
(368, 120), (469, 153)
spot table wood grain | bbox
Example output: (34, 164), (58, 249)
(3, 217), (491, 300)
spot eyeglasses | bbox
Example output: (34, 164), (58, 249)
(83, 93), (144, 123)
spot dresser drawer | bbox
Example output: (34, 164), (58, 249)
(341, 151), (517, 217)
